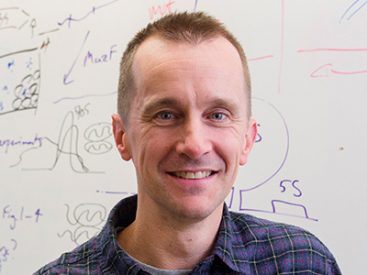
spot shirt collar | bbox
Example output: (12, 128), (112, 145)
(211, 204), (252, 273)
(99, 195), (252, 274)
(99, 195), (141, 273)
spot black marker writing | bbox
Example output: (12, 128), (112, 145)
(84, 122), (113, 155)
(34, 111), (90, 173)
(58, 0), (120, 28)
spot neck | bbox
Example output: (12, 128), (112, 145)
(118, 199), (223, 270)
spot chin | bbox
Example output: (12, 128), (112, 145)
(169, 197), (223, 222)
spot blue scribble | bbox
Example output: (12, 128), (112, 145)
(241, 97), (290, 192)
(279, 179), (302, 197)
(0, 134), (43, 153)
(194, 0), (199, 11)
(7, 60), (15, 70)
(339, 0), (367, 22)
(26, 57), (33, 70)
(63, 30), (90, 85)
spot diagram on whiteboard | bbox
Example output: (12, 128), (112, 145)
(226, 98), (318, 221)
(0, 6), (41, 116)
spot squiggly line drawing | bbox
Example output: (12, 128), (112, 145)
(84, 122), (113, 155)
(58, 203), (107, 245)
(11, 70), (40, 111)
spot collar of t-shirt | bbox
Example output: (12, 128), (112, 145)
(124, 249), (191, 275)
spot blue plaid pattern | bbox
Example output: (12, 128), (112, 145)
(34, 195), (341, 274)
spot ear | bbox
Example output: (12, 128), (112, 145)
(239, 118), (257, 166)
(112, 113), (132, 161)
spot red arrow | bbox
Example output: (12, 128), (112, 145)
(311, 63), (367, 78)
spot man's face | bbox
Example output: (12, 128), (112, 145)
(113, 36), (257, 222)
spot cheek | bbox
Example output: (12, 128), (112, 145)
(213, 128), (246, 163)
(133, 130), (173, 167)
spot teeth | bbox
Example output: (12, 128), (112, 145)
(173, 171), (212, 179)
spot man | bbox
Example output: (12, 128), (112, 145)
(35, 12), (341, 274)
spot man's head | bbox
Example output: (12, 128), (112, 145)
(117, 11), (252, 124)
(113, 12), (257, 222)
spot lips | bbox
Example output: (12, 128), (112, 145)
(169, 170), (215, 179)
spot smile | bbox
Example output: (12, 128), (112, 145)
(170, 171), (215, 179)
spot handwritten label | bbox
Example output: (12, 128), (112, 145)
(0, 134), (43, 154)
(83, 45), (117, 67)
(2, 205), (42, 230)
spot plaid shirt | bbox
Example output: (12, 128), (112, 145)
(34, 195), (341, 274)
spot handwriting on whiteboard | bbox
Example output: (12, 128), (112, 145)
(0, 134), (43, 154)
(2, 205), (42, 230)
(57, 0), (121, 29)
(148, 0), (175, 21)
(0, 239), (17, 273)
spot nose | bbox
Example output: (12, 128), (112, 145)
(175, 117), (212, 159)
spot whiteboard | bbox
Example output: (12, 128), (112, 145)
(1, 0), (366, 274)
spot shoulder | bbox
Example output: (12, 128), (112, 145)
(227, 211), (341, 274)
(229, 211), (317, 242)
(33, 236), (106, 275)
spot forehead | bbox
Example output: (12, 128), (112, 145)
(132, 35), (244, 83)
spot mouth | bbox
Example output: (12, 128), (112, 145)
(168, 170), (217, 180)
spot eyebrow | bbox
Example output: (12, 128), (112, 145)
(141, 97), (182, 116)
(141, 96), (241, 117)
(206, 98), (240, 114)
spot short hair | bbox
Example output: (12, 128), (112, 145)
(117, 11), (251, 123)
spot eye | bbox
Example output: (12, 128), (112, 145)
(156, 111), (175, 120)
(207, 111), (228, 121)
(152, 110), (181, 126)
